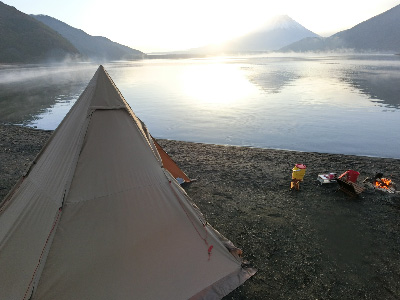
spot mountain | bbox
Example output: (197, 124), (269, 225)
(191, 15), (319, 54)
(0, 1), (80, 63)
(280, 4), (400, 53)
(32, 15), (145, 61)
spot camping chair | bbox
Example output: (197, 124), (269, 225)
(337, 177), (364, 197)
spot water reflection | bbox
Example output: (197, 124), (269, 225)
(240, 55), (400, 110)
(342, 68), (400, 109)
(0, 64), (96, 125)
(243, 57), (300, 94)
(0, 56), (399, 158)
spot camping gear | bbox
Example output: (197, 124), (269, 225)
(337, 169), (364, 196)
(291, 164), (306, 190)
(0, 66), (255, 300)
(292, 164), (306, 180)
(338, 170), (360, 183)
(337, 177), (365, 197)
(317, 173), (337, 184)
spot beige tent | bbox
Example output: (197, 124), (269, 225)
(0, 65), (255, 300)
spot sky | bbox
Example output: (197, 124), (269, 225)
(3, 0), (400, 53)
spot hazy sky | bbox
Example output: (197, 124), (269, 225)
(3, 0), (400, 52)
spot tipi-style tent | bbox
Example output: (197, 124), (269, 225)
(0, 66), (255, 300)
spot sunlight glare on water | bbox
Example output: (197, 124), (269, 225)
(180, 59), (258, 107)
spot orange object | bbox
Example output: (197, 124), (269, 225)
(152, 137), (191, 183)
(291, 179), (300, 190)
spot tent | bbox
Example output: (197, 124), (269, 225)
(152, 137), (191, 184)
(0, 65), (255, 300)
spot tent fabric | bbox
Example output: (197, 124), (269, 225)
(152, 137), (191, 183)
(0, 65), (255, 300)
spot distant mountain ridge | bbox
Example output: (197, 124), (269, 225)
(280, 4), (400, 53)
(190, 15), (319, 54)
(0, 1), (80, 63)
(31, 15), (145, 61)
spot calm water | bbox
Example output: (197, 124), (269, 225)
(1, 54), (399, 158)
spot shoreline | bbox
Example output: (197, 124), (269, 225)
(1, 124), (400, 299)
(161, 138), (400, 160)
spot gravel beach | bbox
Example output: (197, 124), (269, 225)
(1, 124), (400, 299)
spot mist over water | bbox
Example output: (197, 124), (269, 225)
(0, 63), (97, 125)
(1, 54), (399, 158)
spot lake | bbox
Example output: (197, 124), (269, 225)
(1, 54), (399, 158)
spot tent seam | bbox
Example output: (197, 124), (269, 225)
(101, 68), (162, 166)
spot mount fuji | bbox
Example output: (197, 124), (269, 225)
(190, 15), (319, 54)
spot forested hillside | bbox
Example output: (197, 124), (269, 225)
(0, 1), (80, 63)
